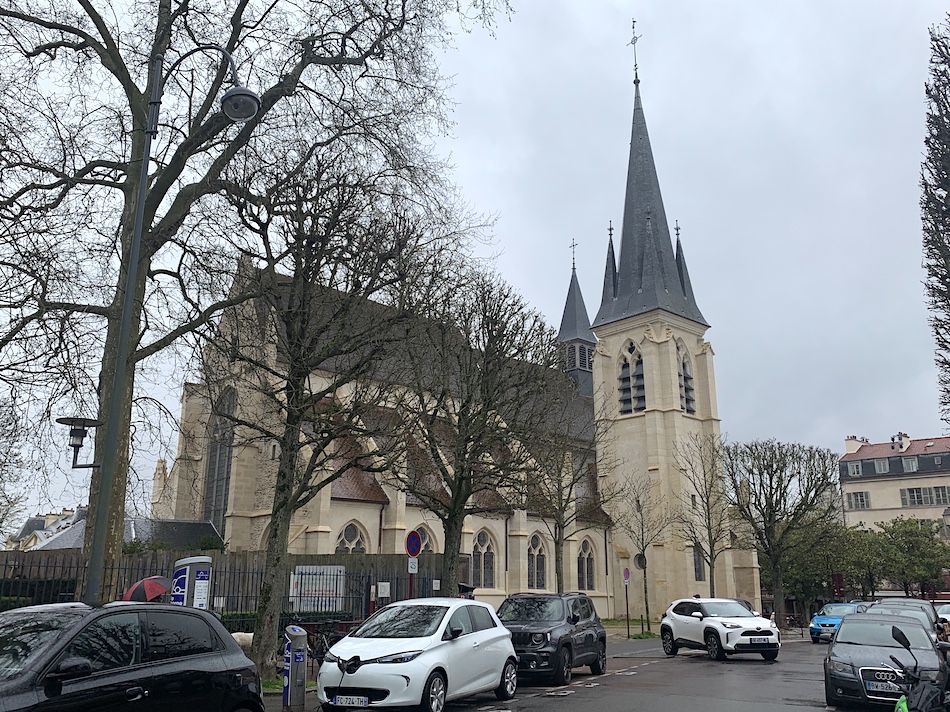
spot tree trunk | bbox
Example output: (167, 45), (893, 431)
(441, 514), (464, 598)
(554, 523), (564, 593)
(641, 560), (651, 632)
(708, 556), (717, 598)
(771, 558), (785, 628)
(83, 248), (148, 598)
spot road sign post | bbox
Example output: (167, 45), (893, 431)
(406, 530), (422, 598)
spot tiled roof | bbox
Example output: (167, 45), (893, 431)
(330, 467), (390, 504)
(840, 436), (950, 461)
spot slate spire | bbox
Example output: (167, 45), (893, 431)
(593, 78), (707, 328)
(558, 266), (596, 345)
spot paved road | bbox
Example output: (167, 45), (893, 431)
(266, 634), (833, 712)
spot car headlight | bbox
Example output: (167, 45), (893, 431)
(809, 621), (820, 629)
(920, 669), (940, 682)
(722, 623), (742, 629)
(530, 632), (549, 645)
(323, 651), (339, 663)
(770, 620), (778, 629)
(830, 660), (856, 676)
(376, 651), (423, 664)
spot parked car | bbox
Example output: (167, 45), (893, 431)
(861, 602), (940, 642)
(823, 613), (949, 708)
(0, 601), (264, 712)
(808, 602), (862, 643)
(495, 592), (607, 685)
(868, 597), (938, 625)
(660, 597), (780, 661)
(317, 598), (517, 712)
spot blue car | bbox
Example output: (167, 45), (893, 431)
(809, 602), (861, 643)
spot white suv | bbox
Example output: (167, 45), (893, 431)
(660, 597), (780, 661)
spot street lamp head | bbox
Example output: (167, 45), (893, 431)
(55, 416), (103, 450)
(220, 85), (261, 123)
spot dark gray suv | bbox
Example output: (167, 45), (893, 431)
(496, 592), (607, 685)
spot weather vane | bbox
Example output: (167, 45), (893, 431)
(675, 220), (681, 240)
(629, 18), (641, 81)
(608, 220), (614, 242)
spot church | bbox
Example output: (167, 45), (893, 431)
(153, 70), (761, 618)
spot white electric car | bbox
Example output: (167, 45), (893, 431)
(317, 598), (517, 712)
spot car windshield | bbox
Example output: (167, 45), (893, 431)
(0, 610), (84, 681)
(351, 605), (447, 639)
(937, 604), (950, 618)
(497, 598), (564, 623)
(864, 607), (931, 628)
(836, 620), (933, 650)
(818, 604), (856, 617)
(700, 601), (755, 618)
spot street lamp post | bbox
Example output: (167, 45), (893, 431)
(82, 45), (259, 606)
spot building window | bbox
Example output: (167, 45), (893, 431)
(619, 344), (646, 415)
(902, 457), (919, 473)
(847, 462), (861, 477)
(693, 543), (706, 581)
(335, 522), (368, 553)
(901, 488), (936, 507)
(527, 534), (546, 590)
(417, 526), (436, 553)
(566, 344), (577, 370)
(936, 487), (950, 506)
(203, 388), (237, 536)
(936, 456), (943, 466)
(874, 459), (889, 474)
(677, 342), (696, 414)
(577, 539), (596, 591)
(472, 531), (495, 589)
(580, 345), (593, 371)
(846, 491), (871, 510)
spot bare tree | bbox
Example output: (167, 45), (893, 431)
(392, 269), (561, 596)
(0, 398), (26, 537)
(923, 15), (950, 422)
(0, 0), (511, 570)
(674, 433), (732, 597)
(610, 475), (677, 631)
(195, 142), (471, 672)
(525, 389), (621, 592)
(722, 439), (840, 627)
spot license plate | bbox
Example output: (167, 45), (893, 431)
(748, 637), (769, 644)
(866, 680), (902, 692)
(334, 695), (369, 707)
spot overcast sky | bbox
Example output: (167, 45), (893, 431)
(434, 0), (950, 453)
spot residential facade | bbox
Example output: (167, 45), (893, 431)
(839, 432), (950, 531)
(153, 69), (760, 617)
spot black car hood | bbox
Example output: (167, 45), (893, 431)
(831, 642), (941, 671)
(502, 621), (559, 632)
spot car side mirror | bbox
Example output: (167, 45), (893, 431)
(447, 625), (463, 640)
(753, 611), (760, 617)
(690, 611), (704, 620)
(569, 613), (579, 624)
(46, 657), (93, 682)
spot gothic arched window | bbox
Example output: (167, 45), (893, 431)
(618, 343), (646, 414)
(472, 530), (496, 588)
(527, 534), (547, 590)
(335, 522), (369, 554)
(203, 388), (237, 536)
(417, 525), (436, 553)
(577, 539), (596, 590)
(677, 341), (696, 414)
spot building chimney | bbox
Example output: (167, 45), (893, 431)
(845, 435), (865, 454)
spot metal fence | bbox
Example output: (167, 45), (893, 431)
(0, 549), (444, 632)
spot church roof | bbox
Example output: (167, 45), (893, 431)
(593, 79), (708, 329)
(557, 267), (596, 344)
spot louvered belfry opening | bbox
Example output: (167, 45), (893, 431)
(619, 343), (646, 414)
(677, 342), (696, 414)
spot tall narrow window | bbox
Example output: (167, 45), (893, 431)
(677, 342), (696, 414)
(472, 531), (495, 588)
(203, 388), (236, 536)
(577, 539), (595, 590)
(693, 543), (706, 581)
(417, 526), (436, 553)
(527, 534), (547, 590)
(566, 344), (577, 370)
(619, 344), (646, 414)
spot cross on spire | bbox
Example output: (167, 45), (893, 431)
(629, 18), (641, 83)
(570, 238), (578, 269)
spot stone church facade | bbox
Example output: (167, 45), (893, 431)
(153, 73), (760, 617)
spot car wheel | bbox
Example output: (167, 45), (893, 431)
(761, 650), (778, 661)
(419, 670), (447, 712)
(552, 645), (572, 685)
(661, 627), (678, 656)
(590, 640), (607, 675)
(811, 636), (820, 644)
(495, 658), (517, 700)
(705, 631), (726, 661)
